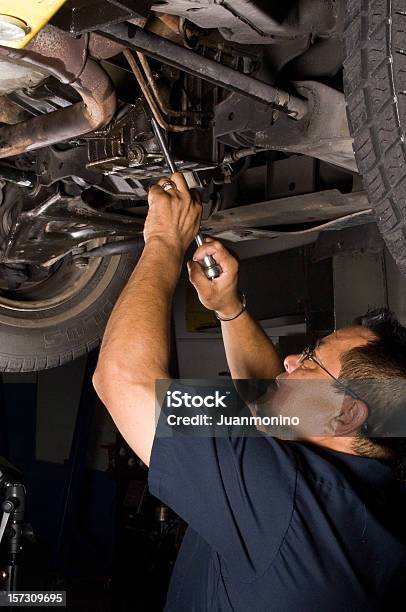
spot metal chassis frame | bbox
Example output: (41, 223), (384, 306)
(99, 22), (309, 120)
(0, 189), (372, 266)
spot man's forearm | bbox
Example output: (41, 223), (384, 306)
(97, 239), (182, 382)
(188, 238), (284, 381)
(220, 309), (284, 380)
(92, 172), (202, 466)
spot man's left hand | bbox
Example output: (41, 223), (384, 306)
(145, 172), (202, 255)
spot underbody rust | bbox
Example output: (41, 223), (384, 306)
(0, 25), (118, 158)
(0, 18), (310, 162)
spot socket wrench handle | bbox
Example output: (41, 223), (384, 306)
(152, 118), (177, 175)
(151, 118), (222, 280)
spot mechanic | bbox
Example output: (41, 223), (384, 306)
(93, 173), (406, 612)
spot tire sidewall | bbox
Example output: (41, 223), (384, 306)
(0, 252), (139, 371)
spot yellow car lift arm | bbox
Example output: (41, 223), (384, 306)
(0, 0), (67, 48)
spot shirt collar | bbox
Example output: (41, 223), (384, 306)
(290, 441), (398, 487)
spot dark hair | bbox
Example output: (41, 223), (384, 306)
(338, 308), (406, 472)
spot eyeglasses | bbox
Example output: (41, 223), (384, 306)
(297, 346), (360, 402)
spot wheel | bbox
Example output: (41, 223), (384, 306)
(343, 0), (406, 276)
(0, 251), (139, 372)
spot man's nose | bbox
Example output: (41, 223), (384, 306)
(283, 353), (301, 374)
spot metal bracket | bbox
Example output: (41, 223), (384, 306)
(52, 0), (151, 35)
(37, 146), (102, 187)
(312, 223), (384, 261)
(2, 192), (142, 266)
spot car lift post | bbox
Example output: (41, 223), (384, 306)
(54, 351), (99, 577)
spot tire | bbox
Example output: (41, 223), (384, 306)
(343, 0), (406, 276)
(0, 252), (139, 372)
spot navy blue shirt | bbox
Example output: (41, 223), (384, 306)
(149, 415), (406, 611)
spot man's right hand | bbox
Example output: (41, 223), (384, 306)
(187, 238), (242, 318)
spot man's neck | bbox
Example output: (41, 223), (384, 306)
(304, 436), (359, 456)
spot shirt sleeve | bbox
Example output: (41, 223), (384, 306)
(148, 381), (297, 580)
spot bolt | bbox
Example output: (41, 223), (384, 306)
(128, 145), (145, 166)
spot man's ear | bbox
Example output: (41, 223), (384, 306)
(333, 394), (369, 436)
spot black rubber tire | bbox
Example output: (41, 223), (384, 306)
(343, 0), (406, 276)
(0, 252), (139, 373)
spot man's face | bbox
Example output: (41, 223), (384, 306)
(258, 327), (375, 437)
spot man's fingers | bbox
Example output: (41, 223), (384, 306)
(193, 239), (237, 270)
(148, 183), (171, 204)
(151, 175), (201, 207)
(187, 260), (210, 287)
(169, 172), (190, 194)
(156, 177), (178, 197)
(149, 183), (166, 195)
(189, 188), (202, 206)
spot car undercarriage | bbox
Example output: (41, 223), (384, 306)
(0, 0), (403, 370)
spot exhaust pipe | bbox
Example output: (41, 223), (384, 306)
(0, 25), (117, 158)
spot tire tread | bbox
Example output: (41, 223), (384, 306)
(344, 0), (406, 275)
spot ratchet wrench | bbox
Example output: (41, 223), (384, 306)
(150, 118), (222, 280)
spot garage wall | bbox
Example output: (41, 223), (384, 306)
(385, 250), (406, 325)
(333, 248), (406, 328)
(333, 251), (388, 328)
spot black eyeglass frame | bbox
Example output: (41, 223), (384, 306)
(297, 347), (362, 403)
